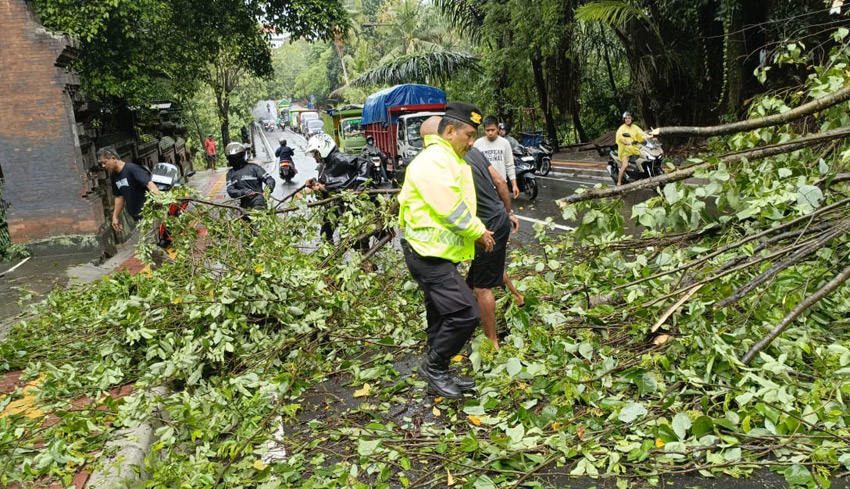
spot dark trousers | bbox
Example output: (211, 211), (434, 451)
(402, 240), (480, 359)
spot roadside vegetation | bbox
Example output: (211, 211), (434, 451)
(2, 33), (850, 487)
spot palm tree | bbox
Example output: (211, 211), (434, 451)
(352, 51), (480, 86)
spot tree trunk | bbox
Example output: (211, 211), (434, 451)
(531, 56), (559, 147)
(656, 86), (850, 137)
(572, 103), (589, 143)
(724, 0), (745, 117)
(601, 27), (619, 107)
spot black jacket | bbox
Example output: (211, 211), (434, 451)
(275, 145), (295, 162)
(318, 149), (369, 192)
(360, 145), (388, 165)
(226, 163), (275, 209)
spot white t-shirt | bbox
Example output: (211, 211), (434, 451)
(474, 136), (516, 182)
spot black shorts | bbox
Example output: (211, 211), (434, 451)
(467, 220), (510, 289)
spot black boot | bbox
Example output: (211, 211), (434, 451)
(451, 372), (475, 392)
(419, 348), (463, 399)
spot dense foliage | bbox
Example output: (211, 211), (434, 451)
(3, 39), (850, 487)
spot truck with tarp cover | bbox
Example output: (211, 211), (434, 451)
(322, 105), (365, 154)
(361, 84), (446, 175)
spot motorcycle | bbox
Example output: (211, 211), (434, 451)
(368, 156), (384, 185)
(263, 120), (274, 132)
(604, 133), (664, 185)
(151, 162), (195, 248)
(279, 158), (296, 184)
(512, 153), (539, 200)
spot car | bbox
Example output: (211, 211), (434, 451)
(306, 119), (325, 138)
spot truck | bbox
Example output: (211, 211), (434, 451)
(361, 84), (446, 175)
(321, 105), (365, 154)
(288, 107), (317, 134)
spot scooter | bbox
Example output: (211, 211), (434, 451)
(524, 142), (553, 176)
(279, 158), (296, 184)
(151, 162), (195, 248)
(513, 155), (539, 200)
(368, 156), (384, 185)
(604, 134), (664, 185)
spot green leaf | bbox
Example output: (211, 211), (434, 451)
(692, 416), (714, 437)
(618, 402), (647, 423)
(505, 357), (523, 378)
(784, 465), (814, 487)
(672, 413), (692, 440)
(664, 184), (679, 205)
(460, 434), (479, 452)
(358, 439), (381, 456)
(796, 184), (823, 210)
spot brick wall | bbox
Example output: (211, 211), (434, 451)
(0, 0), (106, 248)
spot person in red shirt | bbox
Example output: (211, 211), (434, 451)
(204, 134), (217, 170)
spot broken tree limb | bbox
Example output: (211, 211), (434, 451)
(650, 284), (703, 333)
(642, 236), (819, 308)
(275, 188), (400, 214)
(741, 262), (850, 365)
(713, 224), (848, 310)
(275, 184), (307, 208)
(655, 86), (850, 137)
(615, 195), (850, 291)
(360, 233), (393, 263)
(558, 126), (850, 206)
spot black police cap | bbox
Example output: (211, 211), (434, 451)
(444, 101), (483, 128)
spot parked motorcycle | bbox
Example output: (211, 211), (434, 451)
(151, 162), (195, 248)
(603, 133), (664, 185)
(279, 158), (296, 184)
(514, 144), (552, 177)
(513, 154), (539, 200)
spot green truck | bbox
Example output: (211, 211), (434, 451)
(321, 105), (365, 154)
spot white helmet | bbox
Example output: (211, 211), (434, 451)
(305, 133), (337, 159)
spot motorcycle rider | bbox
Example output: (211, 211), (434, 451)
(275, 139), (297, 177)
(499, 123), (521, 153)
(225, 142), (275, 210)
(616, 112), (658, 186)
(360, 135), (389, 183)
(304, 133), (370, 244)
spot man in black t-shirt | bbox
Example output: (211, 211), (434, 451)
(97, 147), (159, 232)
(464, 146), (524, 350)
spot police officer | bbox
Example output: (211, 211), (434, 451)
(225, 142), (275, 210)
(398, 102), (496, 399)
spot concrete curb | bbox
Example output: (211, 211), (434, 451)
(86, 386), (167, 489)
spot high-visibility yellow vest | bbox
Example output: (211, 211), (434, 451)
(398, 135), (486, 262)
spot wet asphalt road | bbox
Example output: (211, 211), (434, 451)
(251, 100), (613, 245)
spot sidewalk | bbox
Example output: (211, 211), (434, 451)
(549, 149), (609, 180)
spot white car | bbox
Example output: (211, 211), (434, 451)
(306, 120), (325, 138)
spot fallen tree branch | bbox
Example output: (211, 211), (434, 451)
(713, 224), (847, 309)
(558, 127), (850, 205)
(651, 284), (703, 333)
(642, 236), (818, 308)
(615, 195), (850, 291)
(655, 86), (850, 137)
(274, 184), (307, 209)
(741, 262), (850, 365)
(360, 233), (393, 263)
(275, 188), (400, 214)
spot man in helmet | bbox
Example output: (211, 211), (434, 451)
(499, 123), (521, 154)
(275, 139), (296, 178)
(225, 142), (275, 210)
(616, 112), (658, 186)
(304, 133), (370, 243)
(360, 135), (389, 183)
